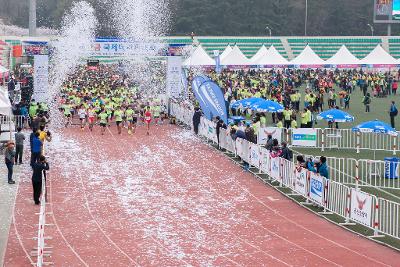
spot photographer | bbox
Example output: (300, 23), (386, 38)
(32, 155), (50, 205)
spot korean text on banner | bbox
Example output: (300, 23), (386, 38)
(166, 56), (183, 98)
(192, 76), (211, 120)
(33, 55), (49, 103)
(258, 127), (282, 145)
(270, 156), (280, 180)
(350, 189), (373, 227)
(292, 128), (317, 147)
(199, 81), (228, 124)
(295, 168), (307, 196)
(309, 172), (324, 205)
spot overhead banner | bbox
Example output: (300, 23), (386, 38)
(258, 127), (283, 145)
(295, 168), (308, 196)
(350, 189), (373, 227)
(192, 76), (211, 120)
(199, 81), (228, 124)
(309, 172), (324, 205)
(166, 56), (183, 98)
(33, 55), (49, 103)
(292, 128), (317, 147)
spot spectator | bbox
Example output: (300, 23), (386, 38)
(296, 155), (306, 169)
(245, 122), (256, 144)
(192, 107), (201, 135)
(32, 155), (50, 205)
(280, 142), (293, 161)
(307, 157), (318, 172)
(344, 94), (350, 110)
(319, 156), (329, 179)
(4, 141), (16, 184)
(265, 134), (273, 152)
(389, 101), (398, 129)
(30, 131), (42, 167)
(215, 116), (226, 146)
(363, 93), (371, 113)
(15, 127), (25, 165)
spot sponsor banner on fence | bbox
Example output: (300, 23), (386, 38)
(350, 189), (373, 227)
(249, 143), (260, 168)
(258, 127), (282, 145)
(236, 139), (244, 158)
(309, 172), (324, 205)
(292, 128), (317, 147)
(260, 148), (270, 174)
(166, 56), (183, 98)
(270, 156), (280, 180)
(33, 55), (49, 103)
(295, 168), (308, 196)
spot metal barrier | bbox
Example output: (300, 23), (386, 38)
(325, 180), (351, 219)
(378, 198), (400, 240)
(200, 119), (398, 240)
(0, 115), (28, 130)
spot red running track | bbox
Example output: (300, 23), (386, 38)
(3, 124), (400, 266)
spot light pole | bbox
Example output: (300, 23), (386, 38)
(29, 0), (37, 36)
(305, 0), (308, 36)
(367, 23), (374, 36)
(265, 26), (272, 37)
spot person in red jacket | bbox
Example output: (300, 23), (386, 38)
(392, 80), (398, 95)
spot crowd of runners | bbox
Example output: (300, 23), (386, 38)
(58, 65), (167, 135)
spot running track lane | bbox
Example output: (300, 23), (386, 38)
(4, 124), (400, 266)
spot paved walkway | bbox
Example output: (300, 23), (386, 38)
(0, 163), (20, 266)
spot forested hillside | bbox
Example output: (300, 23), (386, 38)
(1, 0), (399, 36)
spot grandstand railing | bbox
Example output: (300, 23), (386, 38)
(170, 102), (400, 241)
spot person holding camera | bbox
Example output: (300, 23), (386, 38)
(32, 155), (50, 205)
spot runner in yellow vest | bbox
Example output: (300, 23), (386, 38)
(114, 107), (124, 135)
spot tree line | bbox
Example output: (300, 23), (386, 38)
(1, 0), (399, 36)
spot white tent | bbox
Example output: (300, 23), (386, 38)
(220, 45), (233, 61)
(254, 45), (289, 65)
(221, 45), (251, 66)
(290, 45), (325, 65)
(250, 45), (268, 63)
(360, 45), (398, 65)
(326, 45), (360, 65)
(183, 45), (215, 67)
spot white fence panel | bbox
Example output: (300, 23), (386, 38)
(260, 148), (270, 175)
(326, 180), (351, 219)
(378, 198), (400, 240)
(281, 159), (295, 189)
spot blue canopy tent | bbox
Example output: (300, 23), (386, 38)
(317, 109), (354, 123)
(352, 120), (398, 159)
(230, 97), (265, 110)
(251, 100), (284, 113)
